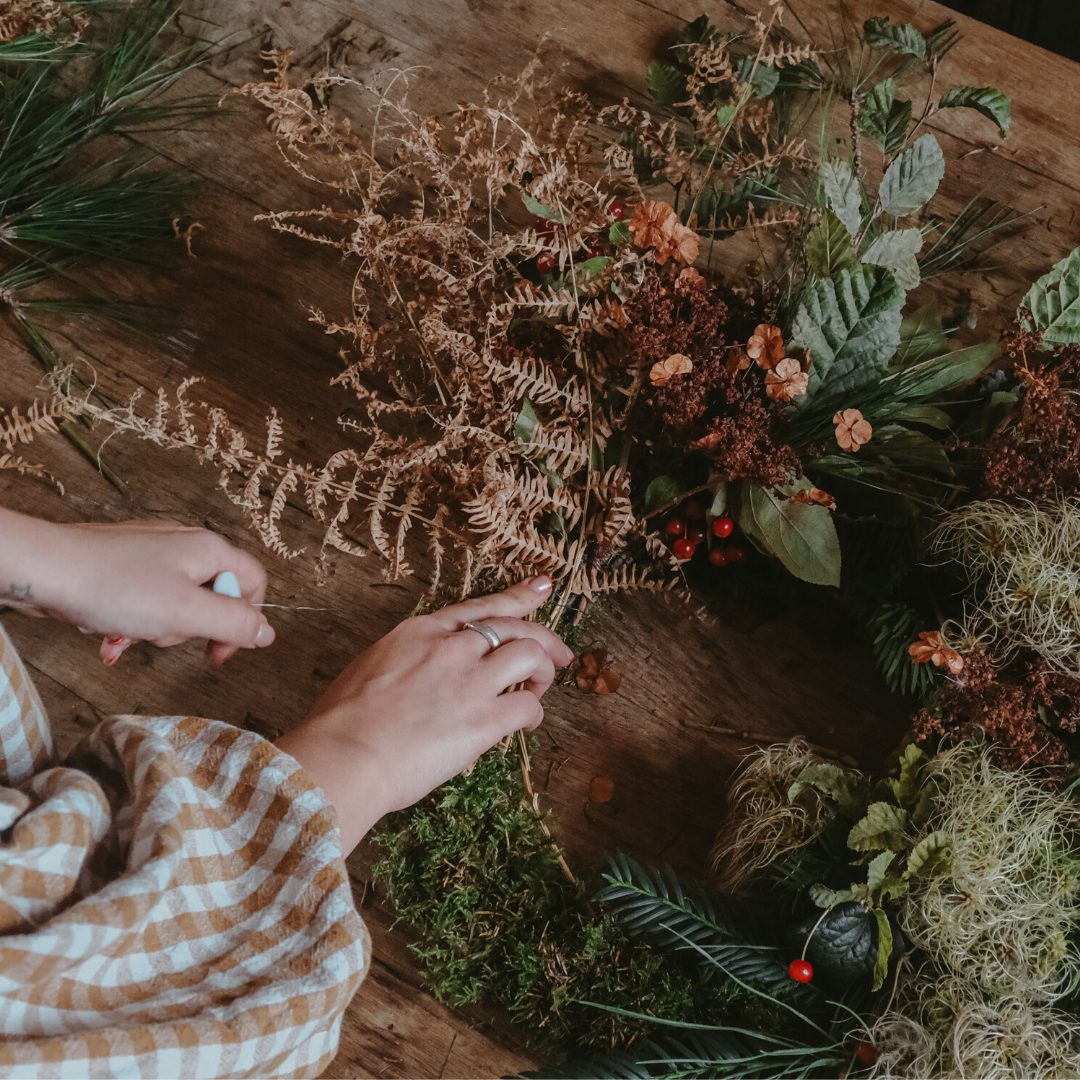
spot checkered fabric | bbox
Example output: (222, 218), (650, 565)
(0, 621), (369, 1078)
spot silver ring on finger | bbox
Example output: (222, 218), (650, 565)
(462, 620), (502, 653)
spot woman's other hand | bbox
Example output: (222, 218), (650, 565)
(276, 576), (573, 853)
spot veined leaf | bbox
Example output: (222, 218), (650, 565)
(848, 802), (908, 852)
(798, 902), (879, 986)
(715, 102), (738, 129)
(863, 17), (927, 60)
(895, 302), (948, 365)
(1018, 245), (1080, 347)
(809, 883), (859, 908)
(887, 743), (926, 807)
(872, 909), (894, 991)
(514, 398), (539, 443)
(790, 266), (904, 400)
(879, 134), (945, 217)
(789, 762), (869, 819)
(739, 479), (841, 587)
(644, 474), (684, 513)
(646, 61), (688, 109)
(522, 193), (569, 224)
(805, 209), (857, 277)
(858, 79), (912, 156)
(609, 220), (630, 245)
(861, 227), (924, 290)
(867, 850), (908, 903)
(939, 85), (1011, 139)
(895, 342), (996, 399)
(576, 255), (612, 278)
(906, 831), (950, 877)
(737, 56), (779, 98)
(820, 158), (861, 237)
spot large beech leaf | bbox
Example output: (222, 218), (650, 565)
(879, 134), (944, 217)
(939, 85), (1011, 138)
(739, 479), (841, 587)
(795, 901), (879, 986)
(905, 831), (951, 878)
(849, 802), (908, 851)
(805, 208), (857, 277)
(789, 266), (904, 399)
(788, 762), (869, 819)
(1019, 245), (1080, 347)
(858, 78), (912, 155)
(863, 17), (926, 60)
(861, 227), (923, 290)
(820, 158), (861, 237)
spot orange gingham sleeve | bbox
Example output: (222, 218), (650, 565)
(0, 621), (370, 1079)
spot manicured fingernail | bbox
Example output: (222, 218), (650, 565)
(255, 622), (276, 647)
(563, 646), (575, 665)
(106, 634), (128, 646)
(104, 653), (119, 667)
(529, 575), (553, 594)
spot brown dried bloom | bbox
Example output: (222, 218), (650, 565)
(0, 0), (85, 43)
(790, 486), (836, 511)
(725, 347), (752, 373)
(764, 357), (809, 402)
(676, 267), (708, 293)
(746, 324), (785, 370)
(577, 650), (621, 694)
(650, 353), (693, 387)
(834, 409), (872, 451)
(909, 631), (964, 675)
(628, 200), (700, 266)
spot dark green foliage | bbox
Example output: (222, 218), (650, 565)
(372, 751), (749, 1058)
(870, 602), (939, 697)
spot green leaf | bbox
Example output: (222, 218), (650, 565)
(644, 474), (684, 514)
(878, 134), (945, 217)
(809, 883), (858, 908)
(799, 902), (879, 986)
(890, 404), (952, 428)
(740, 480), (842, 587)
(858, 79), (913, 156)
(805, 209), (858, 277)
(939, 85), (1011, 138)
(820, 158), (862, 237)
(896, 342), (996, 399)
(872, 909), (894, 991)
(788, 762), (869, 819)
(646, 62), (688, 109)
(861, 227), (924, 290)
(848, 802), (908, 852)
(514, 398), (539, 443)
(737, 56), (779, 98)
(895, 302), (948, 365)
(577, 255), (612, 277)
(715, 102), (738, 129)
(886, 743), (926, 808)
(522, 193), (569, 224)
(789, 266), (904, 400)
(905, 831), (950, 878)
(866, 850), (908, 904)
(1018, 245), (1080, 347)
(863, 17), (927, 60)
(609, 220), (630, 245)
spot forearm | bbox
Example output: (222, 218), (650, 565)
(0, 507), (67, 610)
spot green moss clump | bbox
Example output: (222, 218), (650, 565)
(371, 748), (746, 1058)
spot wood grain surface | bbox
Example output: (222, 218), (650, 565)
(2, 1), (1079, 1076)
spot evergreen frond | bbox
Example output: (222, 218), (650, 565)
(870, 600), (939, 698)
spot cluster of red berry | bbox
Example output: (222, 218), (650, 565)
(664, 499), (745, 566)
(532, 200), (625, 276)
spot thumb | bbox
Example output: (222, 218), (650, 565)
(174, 590), (276, 650)
(432, 575), (554, 629)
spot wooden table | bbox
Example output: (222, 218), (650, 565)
(3, 1), (1079, 1076)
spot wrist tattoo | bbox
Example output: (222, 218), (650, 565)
(4, 583), (32, 601)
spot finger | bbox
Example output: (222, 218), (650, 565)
(430, 576), (553, 630)
(206, 640), (241, 666)
(171, 589), (276, 650)
(460, 618), (574, 667)
(482, 637), (556, 699)
(194, 539), (268, 607)
(489, 690), (545, 742)
(100, 635), (134, 667)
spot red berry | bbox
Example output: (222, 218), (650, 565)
(672, 538), (695, 559)
(788, 959), (813, 983)
(708, 547), (727, 567)
(855, 1042), (877, 1066)
(684, 500), (705, 521)
(665, 517), (686, 537)
(609, 199), (626, 221)
(583, 245), (602, 260)
(687, 523), (707, 545)
(536, 252), (556, 274)
(725, 545), (744, 563)
(534, 217), (555, 234)
(712, 515), (734, 538)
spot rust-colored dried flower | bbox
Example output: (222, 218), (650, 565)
(628, 200), (700, 266)
(577, 650), (621, 694)
(764, 357), (809, 402)
(834, 409), (872, 451)
(650, 353), (693, 387)
(746, 324), (785, 370)
(909, 631), (964, 674)
(790, 486), (836, 511)
(725, 347), (752, 373)
(676, 266), (708, 293)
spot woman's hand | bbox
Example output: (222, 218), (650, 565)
(0, 508), (274, 665)
(276, 576), (573, 853)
